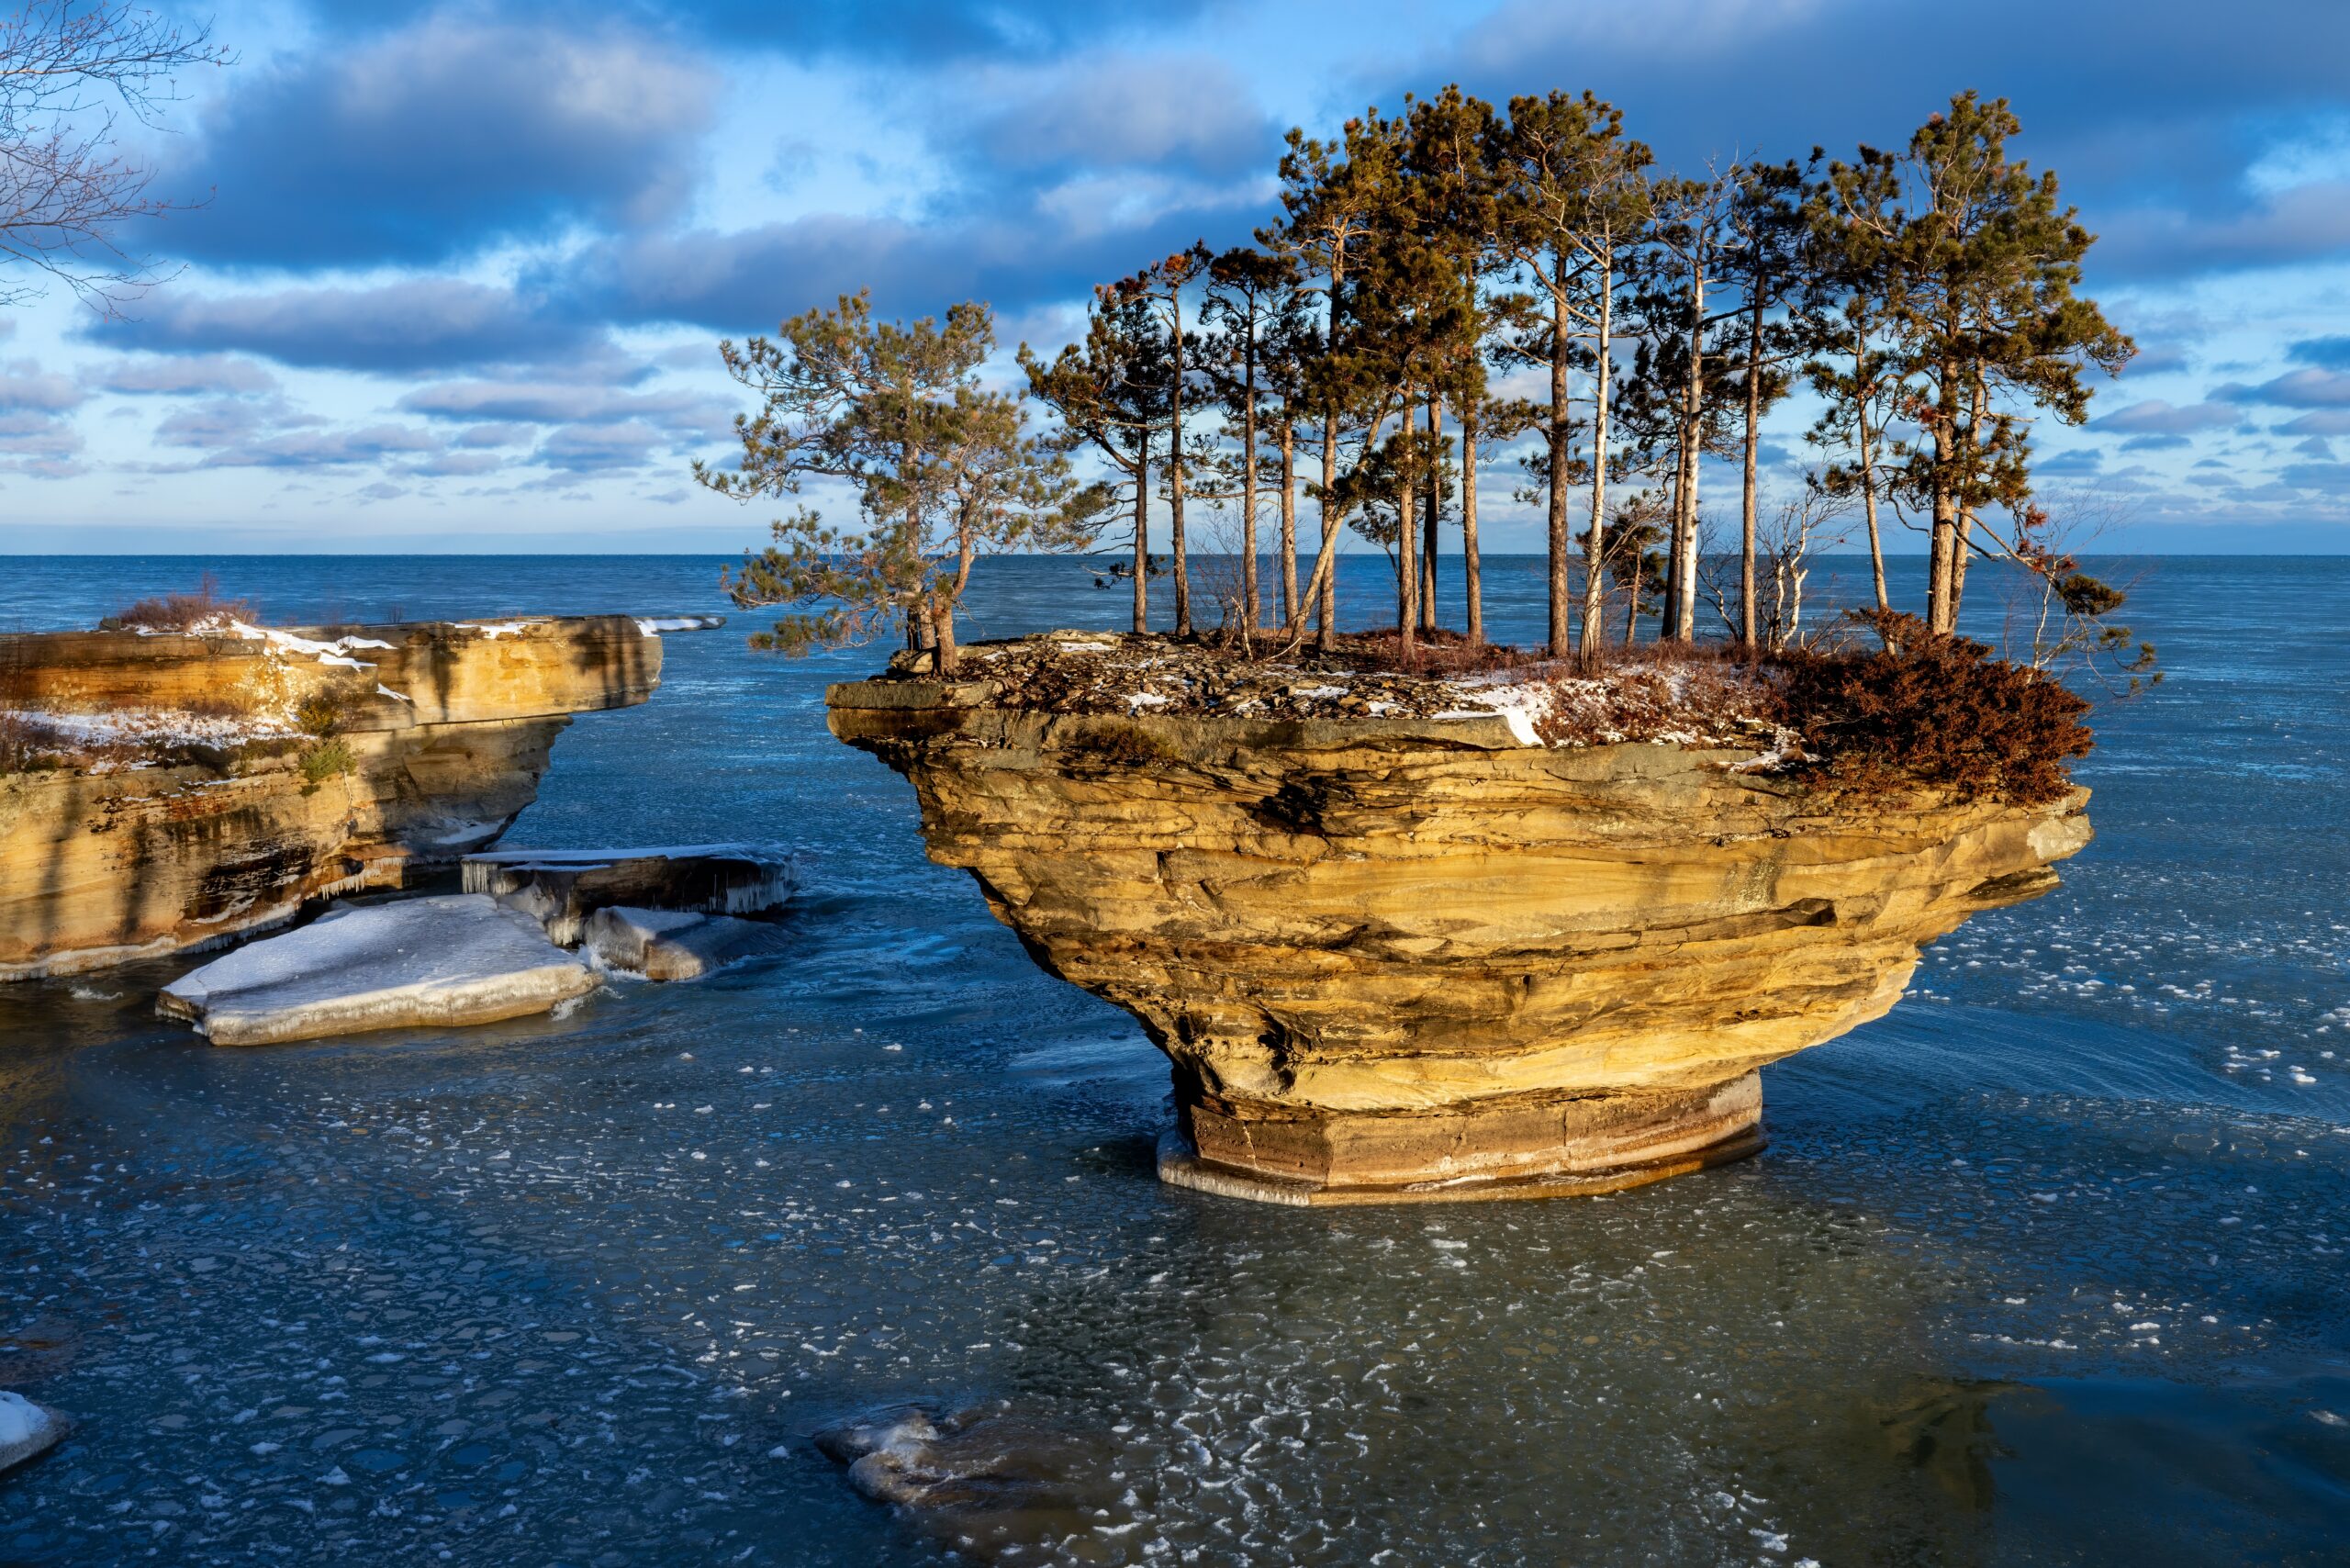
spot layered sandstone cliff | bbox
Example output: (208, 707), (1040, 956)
(0, 617), (658, 980)
(828, 633), (2092, 1205)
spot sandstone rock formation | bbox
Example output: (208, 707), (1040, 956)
(0, 617), (658, 980)
(828, 644), (2093, 1204)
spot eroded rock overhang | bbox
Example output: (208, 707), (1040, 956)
(0, 616), (661, 980)
(828, 658), (2092, 1204)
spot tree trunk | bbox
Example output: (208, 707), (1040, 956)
(1671, 266), (1707, 642)
(931, 590), (958, 675)
(1419, 396), (1439, 633)
(1854, 340), (1888, 612)
(1314, 406), (1340, 649)
(1546, 252), (1572, 655)
(1240, 323), (1259, 631)
(1951, 375), (1987, 622)
(1169, 287), (1191, 636)
(1132, 453), (1149, 634)
(1926, 360), (1960, 634)
(1279, 411), (1299, 624)
(1662, 455), (1684, 641)
(1397, 403), (1419, 656)
(1461, 413), (1482, 645)
(1577, 250), (1613, 657)
(1739, 290), (1762, 645)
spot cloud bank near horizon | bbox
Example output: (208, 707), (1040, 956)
(3, 0), (2345, 550)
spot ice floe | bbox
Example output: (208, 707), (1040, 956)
(158, 894), (596, 1046)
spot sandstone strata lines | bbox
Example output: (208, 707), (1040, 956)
(828, 637), (2091, 1204)
(0, 617), (658, 980)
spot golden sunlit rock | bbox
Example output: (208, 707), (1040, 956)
(0, 617), (658, 980)
(829, 653), (2091, 1204)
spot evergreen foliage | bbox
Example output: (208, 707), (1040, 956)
(698, 292), (1110, 672)
(699, 81), (2154, 746)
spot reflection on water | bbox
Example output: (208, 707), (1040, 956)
(0, 554), (2345, 1564)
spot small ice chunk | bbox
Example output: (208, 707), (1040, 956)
(0, 1391), (65, 1473)
(584, 906), (791, 981)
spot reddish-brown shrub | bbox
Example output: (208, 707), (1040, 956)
(105, 572), (256, 632)
(1775, 610), (2093, 805)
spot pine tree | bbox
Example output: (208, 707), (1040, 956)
(1113, 245), (1212, 635)
(1019, 287), (1171, 633)
(1489, 91), (1651, 655)
(1631, 169), (1740, 642)
(1262, 112), (1405, 649)
(1404, 85), (1503, 643)
(701, 293), (1105, 672)
(1721, 159), (1809, 644)
(1202, 246), (1303, 633)
(1820, 94), (2132, 633)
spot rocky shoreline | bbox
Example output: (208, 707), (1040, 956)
(0, 616), (659, 980)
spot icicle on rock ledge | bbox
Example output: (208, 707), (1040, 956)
(827, 631), (2095, 1205)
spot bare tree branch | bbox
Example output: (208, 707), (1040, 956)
(0, 1), (229, 315)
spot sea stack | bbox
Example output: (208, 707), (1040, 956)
(827, 633), (2092, 1205)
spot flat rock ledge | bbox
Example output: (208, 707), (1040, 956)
(160, 893), (594, 1045)
(828, 649), (2093, 1205)
(462, 845), (795, 946)
(1155, 1076), (1769, 1207)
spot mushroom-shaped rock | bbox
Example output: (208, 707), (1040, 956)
(159, 894), (595, 1045)
(827, 649), (2092, 1205)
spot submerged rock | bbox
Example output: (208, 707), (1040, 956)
(158, 894), (595, 1045)
(811, 1403), (1119, 1553)
(0, 1391), (65, 1473)
(582, 905), (790, 980)
(829, 642), (2093, 1204)
(461, 845), (795, 945)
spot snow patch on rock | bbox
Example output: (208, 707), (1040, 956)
(159, 894), (595, 1046)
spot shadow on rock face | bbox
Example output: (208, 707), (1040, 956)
(812, 1401), (1128, 1559)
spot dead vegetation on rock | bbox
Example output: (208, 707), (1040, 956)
(890, 618), (2096, 806)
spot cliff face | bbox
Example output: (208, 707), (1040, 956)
(828, 652), (2091, 1204)
(0, 617), (658, 980)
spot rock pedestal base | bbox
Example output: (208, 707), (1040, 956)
(1158, 1073), (1765, 1205)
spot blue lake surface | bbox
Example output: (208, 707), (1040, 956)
(0, 552), (2344, 1565)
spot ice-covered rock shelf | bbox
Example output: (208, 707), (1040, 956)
(159, 894), (596, 1046)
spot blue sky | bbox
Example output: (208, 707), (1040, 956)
(4, 0), (2347, 553)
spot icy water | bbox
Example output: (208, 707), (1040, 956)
(0, 553), (2344, 1567)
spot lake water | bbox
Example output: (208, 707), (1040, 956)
(0, 553), (2344, 1566)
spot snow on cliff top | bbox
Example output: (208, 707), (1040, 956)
(936, 632), (1796, 752)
